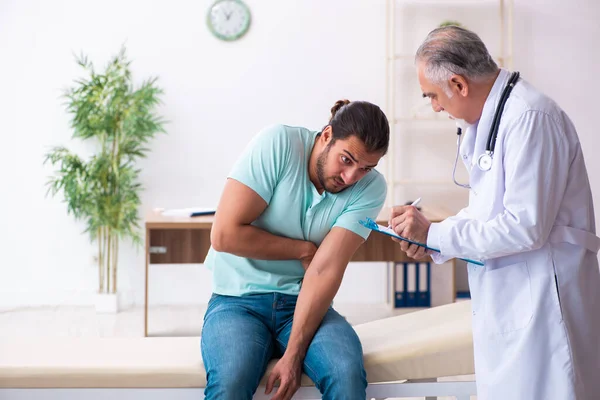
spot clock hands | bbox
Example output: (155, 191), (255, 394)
(208, 0), (250, 41)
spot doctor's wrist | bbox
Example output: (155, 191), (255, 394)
(426, 222), (442, 250)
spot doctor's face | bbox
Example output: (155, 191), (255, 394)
(417, 63), (469, 121)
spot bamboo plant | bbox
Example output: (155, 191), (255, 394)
(44, 47), (166, 295)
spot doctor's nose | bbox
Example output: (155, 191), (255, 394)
(431, 101), (443, 113)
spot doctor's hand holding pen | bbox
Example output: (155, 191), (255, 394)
(389, 198), (432, 260)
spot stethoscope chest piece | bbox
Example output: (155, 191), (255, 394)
(477, 152), (493, 171)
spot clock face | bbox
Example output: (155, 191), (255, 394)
(207, 0), (251, 41)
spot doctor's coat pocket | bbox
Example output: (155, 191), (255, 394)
(482, 261), (533, 334)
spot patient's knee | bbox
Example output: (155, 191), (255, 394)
(204, 363), (259, 400)
(331, 358), (366, 381)
(319, 359), (367, 399)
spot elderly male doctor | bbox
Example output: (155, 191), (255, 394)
(390, 25), (600, 400)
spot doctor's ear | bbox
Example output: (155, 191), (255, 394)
(450, 75), (469, 97)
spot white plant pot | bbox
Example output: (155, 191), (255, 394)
(95, 292), (120, 313)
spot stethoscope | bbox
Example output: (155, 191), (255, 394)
(453, 71), (520, 189)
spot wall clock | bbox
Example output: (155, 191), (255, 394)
(207, 0), (252, 42)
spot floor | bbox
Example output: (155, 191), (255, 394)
(0, 302), (476, 399)
(0, 302), (415, 338)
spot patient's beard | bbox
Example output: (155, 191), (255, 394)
(316, 145), (346, 194)
(316, 148), (329, 191)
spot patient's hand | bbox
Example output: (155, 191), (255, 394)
(265, 353), (302, 400)
(299, 242), (317, 271)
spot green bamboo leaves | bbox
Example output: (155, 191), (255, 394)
(44, 47), (166, 294)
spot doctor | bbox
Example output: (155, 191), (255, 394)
(390, 26), (600, 400)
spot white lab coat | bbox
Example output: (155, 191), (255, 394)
(427, 69), (600, 400)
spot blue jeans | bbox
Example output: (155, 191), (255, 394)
(201, 292), (367, 400)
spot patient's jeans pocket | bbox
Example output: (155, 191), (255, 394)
(482, 261), (533, 334)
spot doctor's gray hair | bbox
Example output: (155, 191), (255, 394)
(415, 26), (498, 92)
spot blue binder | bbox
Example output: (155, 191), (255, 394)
(417, 262), (431, 307)
(394, 262), (405, 308)
(406, 263), (417, 307)
(394, 262), (431, 308)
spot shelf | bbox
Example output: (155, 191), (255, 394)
(389, 54), (414, 61)
(389, 0), (501, 4)
(390, 54), (513, 63)
(393, 179), (461, 185)
(394, 116), (453, 123)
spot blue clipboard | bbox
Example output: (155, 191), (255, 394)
(359, 217), (484, 266)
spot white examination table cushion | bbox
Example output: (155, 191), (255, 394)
(0, 300), (474, 388)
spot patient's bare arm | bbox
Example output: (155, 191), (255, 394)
(264, 227), (364, 397)
(286, 227), (363, 355)
(210, 178), (316, 265)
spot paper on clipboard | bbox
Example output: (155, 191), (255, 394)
(358, 217), (484, 266)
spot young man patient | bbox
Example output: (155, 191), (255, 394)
(202, 99), (390, 400)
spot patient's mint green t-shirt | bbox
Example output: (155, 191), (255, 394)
(204, 124), (387, 296)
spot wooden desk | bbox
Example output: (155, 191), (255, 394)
(144, 207), (452, 337)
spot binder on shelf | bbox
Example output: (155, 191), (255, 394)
(418, 262), (431, 307)
(393, 261), (431, 308)
(394, 263), (405, 308)
(406, 263), (417, 307)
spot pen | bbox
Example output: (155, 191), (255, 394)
(388, 197), (422, 229)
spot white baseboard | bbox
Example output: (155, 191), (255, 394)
(0, 290), (135, 310)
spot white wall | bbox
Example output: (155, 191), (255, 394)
(0, 0), (389, 308)
(512, 0), (600, 208)
(1, 0), (599, 309)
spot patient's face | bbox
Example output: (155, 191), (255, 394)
(316, 135), (383, 194)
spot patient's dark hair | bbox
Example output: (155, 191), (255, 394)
(328, 99), (390, 155)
